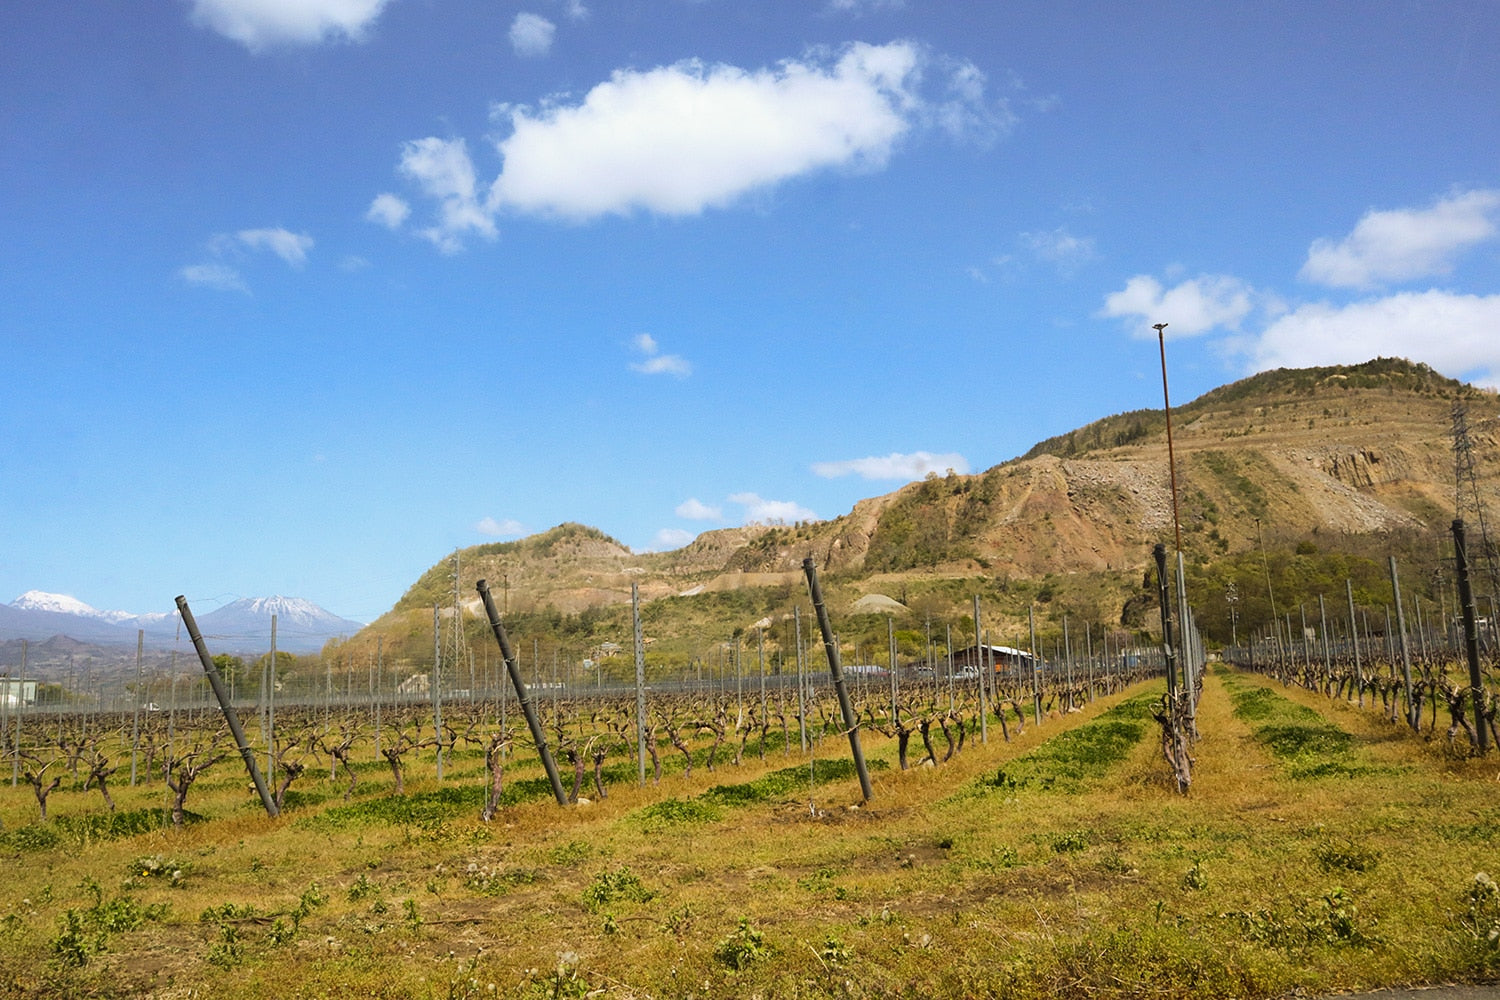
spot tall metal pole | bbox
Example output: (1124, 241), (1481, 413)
(1155, 323), (1183, 554)
(632, 583), (647, 786)
(175, 596), (278, 818)
(477, 580), (569, 805)
(432, 605), (443, 781)
(802, 558), (873, 801)
(1390, 558), (1417, 730)
(130, 630), (143, 786)
(973, 595), (988, 743)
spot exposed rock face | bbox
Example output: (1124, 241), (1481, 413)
(391, 360), (1498, 622)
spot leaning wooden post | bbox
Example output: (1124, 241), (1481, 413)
(802, 558), (873, 802)
(476, 580), (569, 804)
(174, 596), (278, 818)
(1452, 520), (1489, 755)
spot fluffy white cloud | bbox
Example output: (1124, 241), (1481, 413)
(1300, 189), (1500, 290)
(188, 0), (392, 50)
(236, 227), (313, 267)
(628, 332), (692, 377)
(557, 0), (588, 21)
(398, 137), (497, 252)
(366, 193), (410, 230)
(488, 42), (924, 220)
(812, 451), (969, 481)
(1249, 291), (1500, 388)
(382, 42), (999, 248)
(509, 12), (555, 57)
(1101, 274), (1255, 338)
(675, 498), (723, 520)
(650, 528), (695, 550)
(730, 492), (816, 524)
(476, 516), (525, 537)
(180, 263), (248, 293)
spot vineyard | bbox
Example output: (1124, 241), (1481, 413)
(1, 561), (1499, 999)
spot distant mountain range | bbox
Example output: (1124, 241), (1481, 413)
(0, 592), (362, 654)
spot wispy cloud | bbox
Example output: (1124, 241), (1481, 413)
(382, 42), (1005, 249)
(509, 12), (555, 57)
(179, 263), (248, 293)
(236, 227), (313, 267)
(1019, 226), (1096, 273)
(628, 333), (692, 377)
(1100, 274), (1256, 338)
(366, 193), (411, 230)
(675, 498), (723, 520)
(812, 451), (969, 481)
(188, 0), (393, 51)
(1300, 188), (1500, 290)
(650, 527), (695, 550)
(730, 492), (816, 524)
(398, 137), (497, 253)
(476, 516), (525, 537)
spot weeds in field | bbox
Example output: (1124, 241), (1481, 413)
(581, 867), (653, 910)
(714, 917), (769, 970)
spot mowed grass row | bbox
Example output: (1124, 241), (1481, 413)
(2, 671), (1499, 999)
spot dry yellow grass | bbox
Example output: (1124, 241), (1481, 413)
(2, 671), (1498, 999)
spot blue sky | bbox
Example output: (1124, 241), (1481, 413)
(2, 1), (1497, 624)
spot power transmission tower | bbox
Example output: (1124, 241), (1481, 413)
(1452, 401), (1500, 595)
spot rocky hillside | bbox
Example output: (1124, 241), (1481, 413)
(356, 358), (1497, 652)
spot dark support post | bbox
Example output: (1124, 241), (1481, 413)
(1452, 520), (1489, 755)
(175, 596), (279, 818)
(1153, 545), (1177, 696)
(476, 580), (570, 804)
(802, 558), (873, 802)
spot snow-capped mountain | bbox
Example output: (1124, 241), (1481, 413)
(2, 592), (362, 653)
(193, 597), (363, 653)
(12, 590), (137, 624)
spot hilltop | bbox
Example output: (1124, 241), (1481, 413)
(336, 359), (1499, 668)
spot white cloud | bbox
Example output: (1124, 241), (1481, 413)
(179, 263), (248, 293)
(628, 332), (692, 377)
(631, 355), (692, 377)
(730, 492), (816, 524)
(1249, 291), (1500, 388)
(509, 12), (555, 57)
(366, 193), (411, 230)
(812, 451), (969, 481)
(398, 137), (497, 252)
(188, 0), (392, 51)
(650, 527), (695, 550)
(1300, 189), (1500, 290)
(557, 0), (588, 21)
(1101, 274), (1255, 338)
(476, 516), (525, 537)
(827, 0), (905, 12)
(487, 42), (924, 221)
(386, 42), (1001, 248)
(1019, 226), (1096, 272)
(675, 498), (723, 520)
(237, 227), (313, 267)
